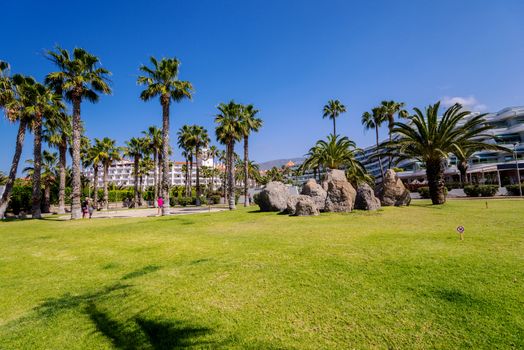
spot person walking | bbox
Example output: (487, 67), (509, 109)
(87, 198), (95, 219)
(81, 199), (89, 219)
(157, 196), (164, 216)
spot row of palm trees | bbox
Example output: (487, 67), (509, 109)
(316, 97), (506, 205)
(1, 48), (264, 218)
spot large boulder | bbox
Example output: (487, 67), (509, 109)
(375, 169), (411, 206)
(301, 179), (327, 211)
(257, 181), (290, 211)
(322, 169), (356, 212)
(294, 196), (319, 216)
(354, 183), (381, 210)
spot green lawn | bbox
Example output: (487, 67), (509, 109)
(0, 200), (523, 349)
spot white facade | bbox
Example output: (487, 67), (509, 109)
(84, 158), (222, 189)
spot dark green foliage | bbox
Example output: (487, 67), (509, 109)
(505, 184), (523, 196)
(209, 195), (221, 205)
(463, 185), (498, 197)
(418, 186), (447, 199)
(7, 186), (32, 214)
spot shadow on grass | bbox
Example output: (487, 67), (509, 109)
(86, 302), (213, 350)
(121, 265), (162, 280)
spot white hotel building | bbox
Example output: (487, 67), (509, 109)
(84, 155), (223, 189)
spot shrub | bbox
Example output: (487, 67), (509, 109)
(253, 193), (260, 206)
(505, 183), (523, 196)
(209, 195), (221, 205)
(418, 186), (447, 199)
(177, 197), (195, 207)
(7, 186), (32, 214)
(464, 185), (498, 197)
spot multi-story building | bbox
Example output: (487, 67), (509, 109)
(84, 155), (223, 189)
(286, 106), (524, 188)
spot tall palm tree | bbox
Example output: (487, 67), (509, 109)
(125, 137), (146, 207)
(217, 149), (228, 200)
(137, 56), (193, 215)
(361, 107), (387, 181)
(239, 104), (262, 206)
(99, 138), (121, 210)
(142, 126), (162, 204)
(23, 151), (58, 213)
(379, 100), (409, 169)
(215, 101), (243, 210)
(383, 102), (508, 204)
(179, 125), (209, 205)
(43, 111), (71, 214)
(86, 139), (104, 207)
(207, 145), (218, 191)
(322, 99), (347, 136)
(0, 64), (31, 219)
(46, 46), (112, 219)
(18, 77), (63, 219)
(138, 156), (154, 205)
(177, 125), (194, 197)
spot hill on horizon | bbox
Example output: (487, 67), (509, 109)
(257, 157), (305, 171)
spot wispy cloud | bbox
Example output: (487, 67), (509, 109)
(441, 95), (487, 112)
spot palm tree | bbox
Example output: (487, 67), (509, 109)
(18, 77), (63, 219)
(361, 107), (387, 181)
(99, 138), (121, 210)
(192, 126), (210, 205)
(322, 99), (347, 136)
(23, 151), (58, 213)
(217, 149), (228, 200)
(46, 46), (112, 219)
(137, 57), (193, 216)
(383, 102), (508, 204)
(138, 157), (154, 205)
(215, 101), (243, 210)
(43, 111), (71, 214)
(86, 139), (104, 207)
(0, 65), (31, 219)
(206, 145), (218, 192)
(125, 137), (146, 207)
(142, 126), (162, 204)
(379, 100), (409, 169)
(177, 125), (194, 197)
(239, 104), (262, 206)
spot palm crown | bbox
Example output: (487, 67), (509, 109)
(322, 99), (346, 136)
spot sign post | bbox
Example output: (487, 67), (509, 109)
(456, 226), (465, 240)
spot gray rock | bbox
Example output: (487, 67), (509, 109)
(257, 181), (290, 211)
(322, 169), (356, 212)
(354, 183), (381, 210)
(294, 196), (319, 216)
(286, 194), (310, 215)
(301, 179), (327, 211)
(375, 169), (411, 206)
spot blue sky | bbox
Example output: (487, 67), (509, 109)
(1, 0), (524, 171)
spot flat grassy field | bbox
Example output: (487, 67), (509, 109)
(0, 200), (523, 349)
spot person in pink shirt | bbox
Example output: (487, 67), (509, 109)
(157, 196), (164, 216)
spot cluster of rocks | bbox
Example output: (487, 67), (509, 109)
(256, 169), (410, 216)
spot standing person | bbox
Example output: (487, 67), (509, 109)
(157, 196), (164, 216)
(81, 198), (88, 219)
(87, 198), (95, 219)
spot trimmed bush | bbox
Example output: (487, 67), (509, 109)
(464, 185), (498, 197)
(505, 183), (523, 196)
(209, 195), (221, 205)
(418, 186), (447, 199)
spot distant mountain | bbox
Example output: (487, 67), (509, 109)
(257, 157), (305, 171)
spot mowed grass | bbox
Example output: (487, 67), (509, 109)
(0, 200), (523, 349)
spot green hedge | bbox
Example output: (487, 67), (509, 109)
(506, 184), (524, 196)
(463, 185), (498, 197)
(417, 186), (448, 199)
(7, 186), (32, 214)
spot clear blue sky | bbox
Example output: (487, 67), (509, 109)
(1, 0), (524, 171)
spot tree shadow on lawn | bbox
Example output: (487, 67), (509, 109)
(85, 302), (213, 350)
(121, 265), (162, 280)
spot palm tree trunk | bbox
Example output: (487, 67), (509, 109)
(57, 139), (67, 214)
(333, 118), (336, 136)
(228, 142), (236, 210)
(43, 185), (51, 213)
(243, 135), (249, 207)
(0, 119), (27, 219)
(388, 117), (394, 170)
(375, 125), (385, 181)
(195, 146), (201, 206)
(71, 96), (82, 219)
(426, 158), (446, 205)
(160, 95), (170, 215)
(153, 150), (158, 206)
(139, 174), (143, 206)
(458, 161), (468, 186)
(103, 162), (109, 210)
(133, 156), (139, 207)
(93, 166), (99, 208)
(32, 113), (43, 219)
(189, 154), (193, 197)
(211, 162), (215, 193)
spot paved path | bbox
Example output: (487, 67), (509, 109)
(57, 206), (227, 220)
